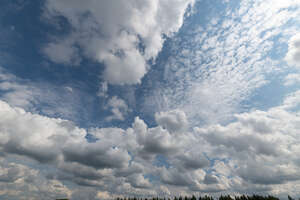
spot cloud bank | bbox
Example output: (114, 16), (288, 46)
(2, 88), (300, 198)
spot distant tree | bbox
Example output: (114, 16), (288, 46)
(288, 195), (294, 200)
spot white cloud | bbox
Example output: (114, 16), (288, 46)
(0, 100), (87, 163)
(285, 33), (300, 67)
(43, 0), (195, 85)
(0, 159), (71, 200)
(155, 109), (188, 133)
(2, 1), (300, 198)
(43, 39), (81, 66)
(194, 90), (300, 194)
(2, 88), (300, 197)
(284, 73), (300, 86)
(0, 100), (192, 197)
(280, 89), (300, 110)
(0, 67), (36, 108)
(145, 0), (300, 125)
(105, 96), (130, 121)
(97, 81), (108, 98)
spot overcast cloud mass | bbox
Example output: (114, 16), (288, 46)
(0, 0), (300, 199)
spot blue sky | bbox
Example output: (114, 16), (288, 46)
(1, 0), (300, 199)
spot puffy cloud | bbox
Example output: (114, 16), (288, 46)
(159, 167), (204, 187)
(194, 90), (300, 194)
(43, 0), (195, 85)
(2, 86), (300, 198)
(0, 162), (26, 183)
(4, 0), (300, 198)
(173, 152), (210, 171)
(284, 73), (300, 86)
(43, 39), (81, 66)
(63, 143), (131, 169)
(126, 174), (152, 189)
(139, 127), (178, 156)
(203, 174), (219, 185)
(155, 109), (188, 133)
(0, 100), (86, 163)
(280, 89), (300, 110)
(285, 33), (300, 67)
(105, 96), (130, 121)
(0, 100), (196, 197)
(97, 81), (108, 98)
(237, 162), (300, 185)
(0, 159), (71, 200)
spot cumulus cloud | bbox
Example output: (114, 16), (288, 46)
(285, 33), (300, 67)
(284, 73), (300, 86)
(97, 81), (108, 98)
(195, 90), (300, 193)
(203, 174), (219, 185)
(43, 0), (195, 85)
(155, 109), (188, 133)
(0, 159), (71, 200)
(43, 39), (81, 66)
(0, 100), (87, 163)
(0, 100), (197, 197)
(173, 151), (210, 171)
(105, 96), (130, 121)
(2, 88), (300, 198)
(4, 0), (300, 199)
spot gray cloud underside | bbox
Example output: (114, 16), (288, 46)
(1, 88), (300, 199)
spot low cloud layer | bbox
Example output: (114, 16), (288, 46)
(1, 88), (300, 198)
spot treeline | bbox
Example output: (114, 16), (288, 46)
(117, 195), (299, 200)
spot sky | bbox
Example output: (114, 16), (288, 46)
(0, 0), (300, 199)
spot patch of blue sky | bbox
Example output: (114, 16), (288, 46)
(0, 1), (141, 128)
(1, 0), (300, 130)
(144, 173), (161, 184)
(153, 155), (171, 169)
(141, 0), (300, 127)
